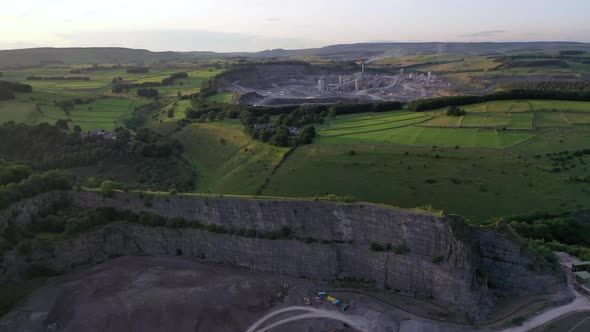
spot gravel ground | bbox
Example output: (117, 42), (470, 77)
(0, 256), (478, 332)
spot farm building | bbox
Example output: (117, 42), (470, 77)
(575, 271), (590, 284)
(571, 262), (590, 272)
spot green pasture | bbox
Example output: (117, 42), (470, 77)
(206, 92), (234, 103)
(0, 100), (40, 124)
(421, 116), (461, 127)
(38, 98), (149, 131)
(171, 121), (290, 194)
(316, 106), (534, 148)
(463, 100), (531, 113)
(262, 132), (590, 221)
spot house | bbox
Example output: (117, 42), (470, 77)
(85, 130), (118, 140)
(571, 262), (590, 272)
(288, 126), (301, 136)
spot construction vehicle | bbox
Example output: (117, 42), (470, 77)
(318, 292), (350, 312)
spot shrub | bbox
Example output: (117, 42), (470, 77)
(371, 242), (385, 252)
(511, 317), (526, 326)
(86, 177), (99, 188)
(165, 217), (188, 228)
(100, 180), (116, 197)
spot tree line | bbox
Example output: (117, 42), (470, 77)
(0, 122), (195, 192)
(498, 81), (590, 92)
(126, 67), (150, 74)
(0, 169), (71, 210)
(26, 76), (90, 81)
(0, 81), (33, 100)
(112, 72), (188, 93)
(408, 90), (590, 112)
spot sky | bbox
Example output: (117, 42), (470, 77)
(1, 0), (590, 52)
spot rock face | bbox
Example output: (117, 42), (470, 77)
(0, 192), (565, 319)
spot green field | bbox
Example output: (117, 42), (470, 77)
(206, 92), (234, 103)
(38, 98), (150, 131)
(0, 100), (40, 124)
(138, 99), (590, 221)
(258, 100), (590, 220)
(0, 63), (223, 131)
(170, 121), (291, 194)
(2, 61), (590, 222)
(316, 107), (534, 148)
(262, 126), (590, 221)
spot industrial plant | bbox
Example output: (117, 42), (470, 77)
(220, 63), (450, 106)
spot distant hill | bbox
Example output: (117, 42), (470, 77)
(249, 42), (590, 61)
(0, 47), (216, 67)
(2, 42), (590, 67)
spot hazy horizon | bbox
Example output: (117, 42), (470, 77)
(2, 0), (590, 52)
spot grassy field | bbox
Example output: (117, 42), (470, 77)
(0, 100), (41, 124)
(262, 127), (590, 221)
(2, 61), (589, 223)
(170, 121), (290, 194)
(258, 100), (590, 221)
(150, 99), (588, 221)
(206, 92), (234, 103)
(38, 98), (150, 131)
(0, 63), (223, 130)
(316, 107), (534, 148)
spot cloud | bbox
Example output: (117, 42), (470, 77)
(267, 18), (282, 22)
(464, 30), (506, 38)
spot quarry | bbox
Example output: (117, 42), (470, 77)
(218, 63), (450, 105)
(0, 191), (571, 331)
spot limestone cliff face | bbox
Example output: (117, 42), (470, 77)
(0, 192), (564, 319)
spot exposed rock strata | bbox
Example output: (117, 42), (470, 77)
(0, 192), (565, 319)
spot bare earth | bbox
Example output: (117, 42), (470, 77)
(0, 256), (474, 332)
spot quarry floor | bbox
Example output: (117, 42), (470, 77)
(0, 256), (476, 332)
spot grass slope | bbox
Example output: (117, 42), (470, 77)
(263, 129), (590, 221)
(171, 121), (290, 194)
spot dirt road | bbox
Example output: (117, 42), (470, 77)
(245, 306), (369, 332)
(502, 254), (590, 332)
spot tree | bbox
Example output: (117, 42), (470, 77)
(55, 119), (69, 130)
(298, 126), (316, 145)
(116, 128), (131, 143)
(101, 180), (116, 197)
(86, 177), (99, 188)
(207, 111), (217, 122)
(167, 108), (175, 118)
(259, 128), (274, 142)
(177, 91), (182, 98)
(445, 106), (466, 116)
(277, 113), (287, 125)
(73, 125), (82, 134)
(137, 88), (159, 98)
(271, 126), (289, 146)
(328, 108), (337, 119)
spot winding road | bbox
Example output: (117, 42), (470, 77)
(245, 306), (369, 332)
(502, 256), (590, 332)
